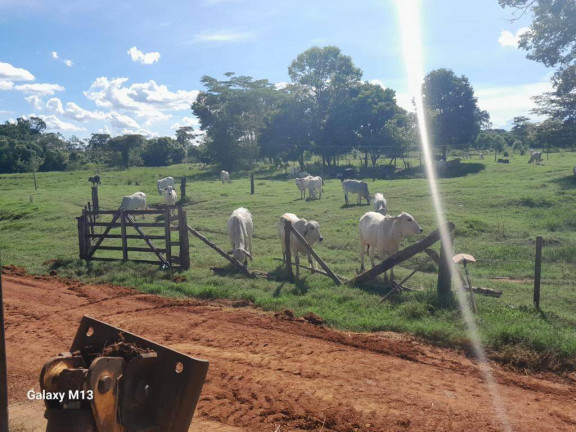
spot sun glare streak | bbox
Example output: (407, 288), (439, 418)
(395, 1), (513, 430)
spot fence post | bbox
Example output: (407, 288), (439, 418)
(284, 220), (293, 280)
(179, 208), (190, 270)
(180, 177), (186, 199)
(250, 173), (255, 195)
(78, 210), (87, 259)
(164, 207), (172, 265)
(437, 235), (453, 306)
(91, 186), (99, 212)
(120, 210), (128, 262)
(534, 236), (543, 308)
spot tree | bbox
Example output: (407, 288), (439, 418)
(107, 134), (145, 169)
(422, 69), (490, 150)
(288, 46), (363, 166)
(141, 137), (186, 166)
(500, 0), (576, 122)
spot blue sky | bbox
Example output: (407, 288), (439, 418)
(0, 0), (551, 139)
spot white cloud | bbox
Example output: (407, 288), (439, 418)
(193, 30), (256, 42)
(170, 116), (199, 130)
(0, 62), (35, 81)
(64, 59), (73, 67)
(38, 114), (86, 132)
(25, 95), (44, 110)
(51, 51), (74, 67)
(15, 83), (65, 96)
(51, 51), (59, 59)
(0, 80), (14, 90)
(127, 46), (161, 65)
(498, 27), (530, 48)
(84, 77), (198, 121)
(476, 81), (552, 128)
(107, 111), (141, 130)
(274, 82), (289, 90)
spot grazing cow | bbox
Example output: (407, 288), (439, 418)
(295, 175), (313, 200)
(307, 176), (323, 199)
(227, 207), (253, 265)
(278, 213), (323, 278)
(88, 175), (101, 186)
(120, 192), (147, 211)
(528, 151), (542, 165)
(372, 193), (387, 215)
(342, 179), (370, 205)
(157, 177), (175, 195)
(220, 170), (231, 184)
(359, 211), (423, 281)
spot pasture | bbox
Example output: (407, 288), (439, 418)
(1, 152), (576, 371)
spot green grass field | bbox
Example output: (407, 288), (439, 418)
(1, 152), (576, 372)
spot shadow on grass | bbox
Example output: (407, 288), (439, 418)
(550, 174), (576, 190)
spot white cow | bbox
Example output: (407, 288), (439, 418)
(157, 177), (175, 195)
(227, 207), (253, 265)
(372, 193), (387, 215)
(359, 211), (423, 281)
(120, 192), (147, 211)
(163, 185), (177, 206)
(295, 175), (313, 200)
(342, 179), (370, 205)
(307, 176), (323, 199)
(220, 170), (231, 184)
(528, 151), (542, 165)
(278, 213), (323, 278)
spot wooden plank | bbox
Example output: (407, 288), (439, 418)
(88, 234), (166, 240)
(97, 246), (168, 253)
(123, 222), (166, 228)
(186, 225), (252, 276)
(86, 210), (118, 215)
(88, 222), (122, 228)
(126, 209), (165, 215)
(284, 221), (293, 280)
(287, 224), (341, 285)
(120, 210), (128, 262)
(124, 214), (169, 267)
(349, 222), (454, 285)
(87, 212), (122, 259)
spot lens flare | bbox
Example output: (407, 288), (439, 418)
(395, 1), (512, 430)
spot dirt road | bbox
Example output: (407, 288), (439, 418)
(2, 268), (575, 431)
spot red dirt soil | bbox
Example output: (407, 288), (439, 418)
(2, 270), (576, 431)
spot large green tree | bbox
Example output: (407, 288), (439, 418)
(422, 69), (490, 150)
(500, 0), (576, 122)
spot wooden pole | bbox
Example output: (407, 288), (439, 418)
(287, 225), (342, 285)
(164, 207), (172, 265)
(91, 186), (99, 212)
(463, 261), (478, 313)
(178, 209), (190, 270)
(120, 210), (128, 262)
(437, 234), (453, 307)
(250, 173), (255, 195)
(284, 221), (293, 280)
(534, 236), (543, 308)
(0, 262), (9, 432)
(350, 222), (454, 285)
(180, 177), (186, 199)
(77, 215), (86, 259)
(186, 225), (253, 276)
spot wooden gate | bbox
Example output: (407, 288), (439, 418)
(77, 206), (190, 270)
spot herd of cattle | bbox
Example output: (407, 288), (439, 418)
(86, 152), (572, 279)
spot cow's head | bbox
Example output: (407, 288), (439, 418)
(303, 220), (323, 244)
(394, 212), (423, 236)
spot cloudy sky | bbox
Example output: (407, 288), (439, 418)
(0, 0), (551, 139)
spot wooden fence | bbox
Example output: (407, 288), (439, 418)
(77, 206), (190, 269)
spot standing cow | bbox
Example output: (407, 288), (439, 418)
(120, 192), (147, 211)
(278, 213), (323, 278)
(157, 177), (175, 195)
(307, 176), (323, 199)
(528, 151), (542, 165)
(342, 179), (370, 205)
(220, 170), (231, 184)
(227, 207), (253, 266)
(295, 175), (313, 200)
(359, 211), (422, 282)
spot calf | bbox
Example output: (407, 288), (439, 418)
(359, 211), (422, 281)
(227, 207), (253, 266)
(295, 175), (313, 200)
(342, 179), (370, 205)
(278, 213), (323, 278)
(307, 176), (323, 199)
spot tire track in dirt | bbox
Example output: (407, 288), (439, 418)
(3, 271), (576, 431)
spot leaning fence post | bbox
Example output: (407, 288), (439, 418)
(179, 208), (190, 270)
(284, 220), (293, 280)
(437, 234), (453, 306)
(534, 236), (543, 308)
